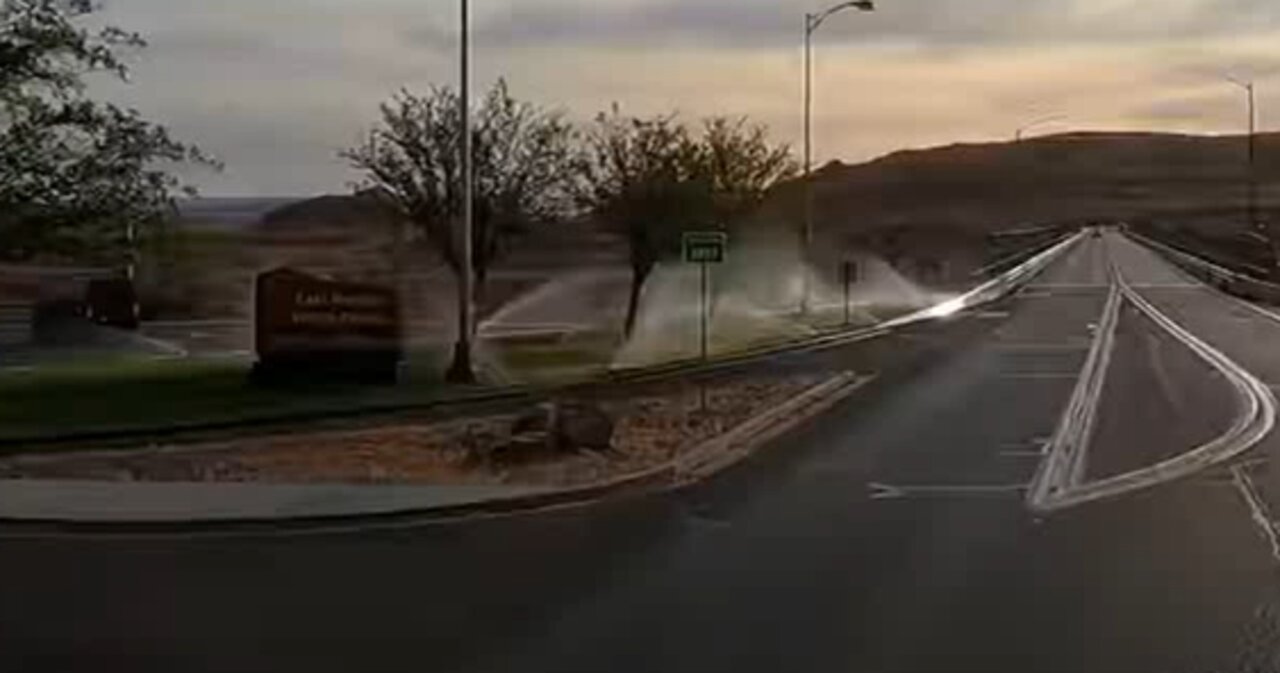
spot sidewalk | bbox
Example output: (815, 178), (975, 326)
(0, 479), (549, 524)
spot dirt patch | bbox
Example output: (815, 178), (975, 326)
(0, 373), (830, 488)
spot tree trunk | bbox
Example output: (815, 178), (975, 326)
(444, 254), (475, 384)
(623, 265), (649, 338)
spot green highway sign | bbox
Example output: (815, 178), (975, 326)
(683, 231), (728, 264)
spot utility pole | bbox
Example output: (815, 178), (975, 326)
(1014, 114), (1065, 143)
(446, 0), (476, 383)
(802, 12), (812, 316)
(1227, 77), (1274, 275)
(1247, 82), (1259, 246)
(801, 1), (874, 316)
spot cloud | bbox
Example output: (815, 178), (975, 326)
(473, 0), (1280, 51)
(70, 0), (1280, 195)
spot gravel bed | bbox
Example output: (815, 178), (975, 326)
(0, 373), (828, 488)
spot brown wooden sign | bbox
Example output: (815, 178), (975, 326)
(254, 268), (401, 381)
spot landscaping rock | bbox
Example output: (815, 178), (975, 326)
(488, 430), (555, 465)
(511, 403), (554, 434)
(554, 401), (614, 451)
(0, 373), (822, 488)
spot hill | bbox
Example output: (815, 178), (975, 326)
(244, 132), (1280, 285)
(744, 131), (1280, 282)
(792, 131), (1279, 235)
(175, 197), (301, 231)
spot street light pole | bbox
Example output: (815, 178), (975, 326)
(1015, 114), (1065, 143)
(1227, 76), (1271, 273)
(802, 14), (812, 316)
(447, 0), (476, 383)
(801, 0), (874, 316)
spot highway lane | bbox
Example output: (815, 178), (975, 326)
(1084, 295), (1236, 480)
(3, 234), (1280, 672)
(1107, 234), (1280, 478)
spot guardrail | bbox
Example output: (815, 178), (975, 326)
(1125, 229), (1280, 305)
(1, 230), (1085, 449)
(598, 230), (1083, 386)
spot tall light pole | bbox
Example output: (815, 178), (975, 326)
(1226, 76), (1264, 263)
(1014, 113), (1065, 227)
(1015, 114), (1066, 142)
(447, 0), (476, 383)
(802, 0), (874, 315)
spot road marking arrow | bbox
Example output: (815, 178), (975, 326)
(868, 482), (1027, 500)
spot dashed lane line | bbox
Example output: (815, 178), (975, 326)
(868, 482), (1028, 500)
(995, 372), (1082, 380)
(992, 342), (1091, 352)
(1232, 464), (1280, 564)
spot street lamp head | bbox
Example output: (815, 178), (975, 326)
(831, 1), (875, 13)
(1225, 74), (1253, 90)
(810, 0), (875, 31)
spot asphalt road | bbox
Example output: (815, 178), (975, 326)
(4, 233), (1280, 673)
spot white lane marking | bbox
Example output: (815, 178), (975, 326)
(995, 372), (1081, 380)
(1025, 283), (1109, 289)
(1034, 233), (1278, 513)
(868, 482), (1027, 500)
(998, 437), (1050, 458)
(994, 342), (1091, 352)
(1232, 465), (1280, 563)
(1027, 246), (1123, 511)
(1235, 456), (1271, 470)
(1235, 299), (1280, 326)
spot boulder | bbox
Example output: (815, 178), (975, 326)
(554, 401), (614, 451)
(511, 402), (554, 435)
(503, 400), (615, 455)
(484, 430), (553, 466)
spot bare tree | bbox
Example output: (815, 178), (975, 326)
(580, 109), (796, 337)
(343, 79), (580, 378)
(578, 108), (704, 337)
(698, 116), (797, 226)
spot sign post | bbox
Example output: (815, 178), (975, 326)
(841, 259), (859, 327)
(683, 231), (727, 412)
(682, 231), (727, 361)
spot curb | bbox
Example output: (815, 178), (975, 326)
(675, 372), (867, 481)
(0, 372), (870, 535)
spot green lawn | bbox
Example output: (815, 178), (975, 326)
(0, 305), (916, 442)
(487, 331), (620, 384)
(0, 354), (449, 442)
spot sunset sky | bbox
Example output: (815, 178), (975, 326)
(87, 0), (1280, 196)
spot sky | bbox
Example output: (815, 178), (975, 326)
(84, 0), (1280, 197)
